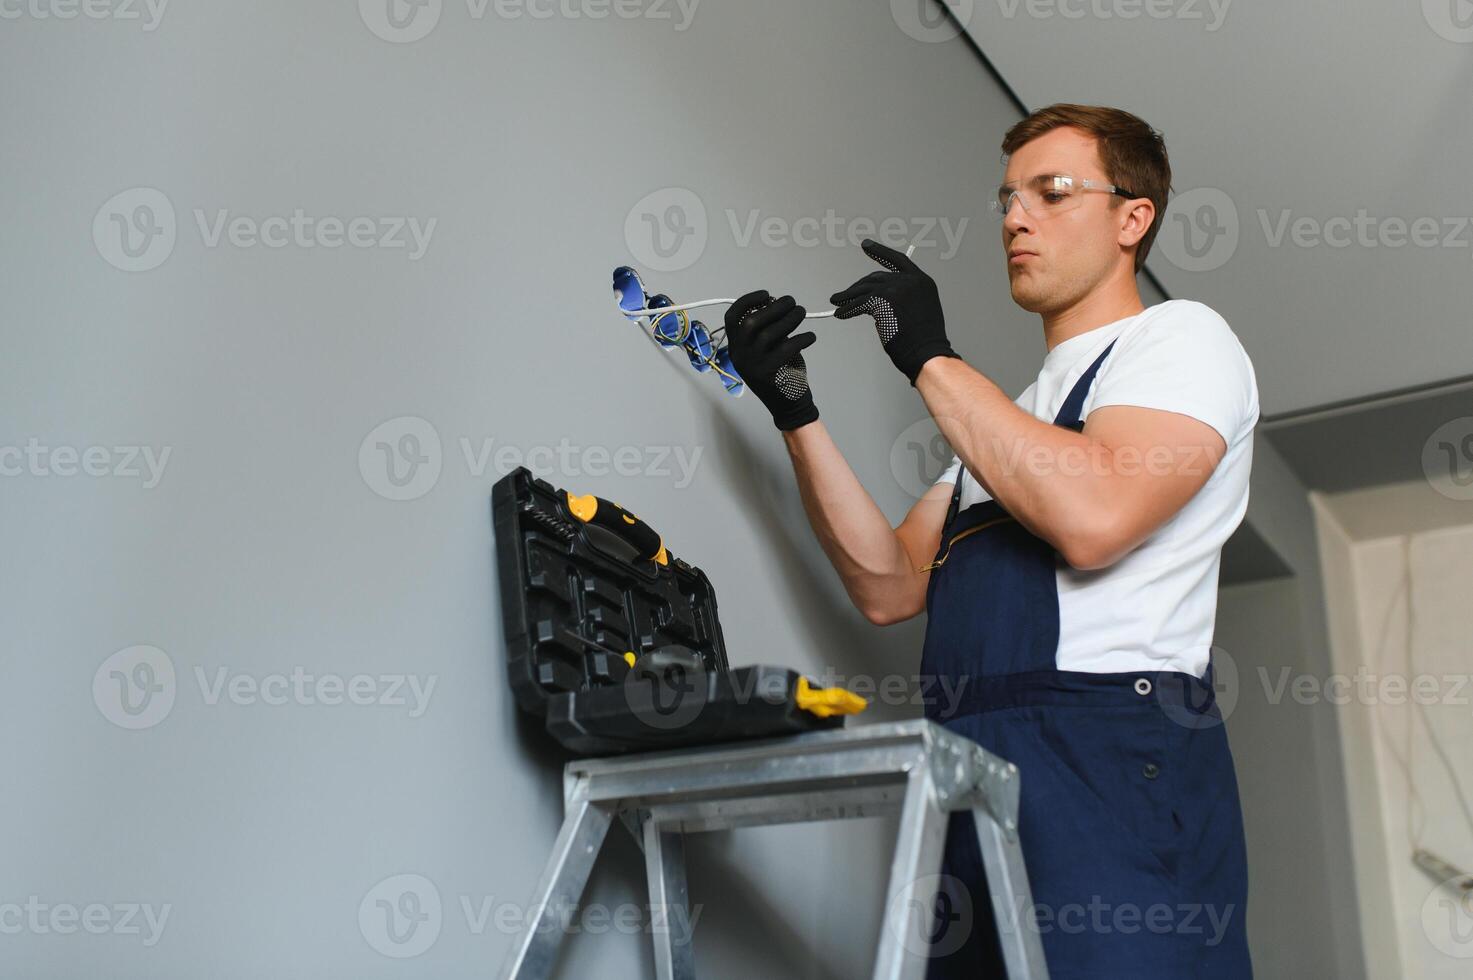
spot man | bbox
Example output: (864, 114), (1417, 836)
(725, 104), (1257, 978)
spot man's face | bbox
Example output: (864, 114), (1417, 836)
(999, 126), (1134, 315)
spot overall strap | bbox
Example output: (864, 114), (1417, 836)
(941, 338), (1119, 528)
(1053, 338), (1118, 431)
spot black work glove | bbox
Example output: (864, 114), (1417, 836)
(830, 238), (961, 385)
(724, 290), (820, 431)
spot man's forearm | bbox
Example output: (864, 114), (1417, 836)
(781, 420), (916, 621)
(914, 355), (1104, 561)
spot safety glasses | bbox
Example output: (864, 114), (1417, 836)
(990, 173), (1138, 221)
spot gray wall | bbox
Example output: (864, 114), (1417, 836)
(0, 1), (1025, 977)
(1215, 578), (1350, 979)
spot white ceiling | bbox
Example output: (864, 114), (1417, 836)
(949, 0), (1473, 418)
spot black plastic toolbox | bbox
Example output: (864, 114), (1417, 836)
(492, 467), (865, 755)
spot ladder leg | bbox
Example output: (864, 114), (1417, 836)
(499, 783), (615, 980)
(873, 769), (949, 980)
(971, 805), (1050, 980)
(642, 815), (696, 980)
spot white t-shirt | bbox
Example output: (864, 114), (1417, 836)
(932, 299), (1260, 678)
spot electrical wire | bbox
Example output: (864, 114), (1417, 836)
(620, 243), (918, 320)
(1372, 533), (1473, 860)
(1372, 542), (1426, 851)
(1404, 534), (1473, 840)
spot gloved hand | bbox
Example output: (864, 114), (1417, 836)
(724, 290), (820, 431)
(830, 238), (961, 385)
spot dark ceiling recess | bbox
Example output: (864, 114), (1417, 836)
(1262, 383), (1473, 494)
(1221, 521), (1293, 586)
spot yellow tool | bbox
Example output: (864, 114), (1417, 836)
(795, 676), (869, 718)
(564, 491), (668, 566)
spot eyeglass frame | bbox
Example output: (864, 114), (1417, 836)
(990, 173), (1140, 220)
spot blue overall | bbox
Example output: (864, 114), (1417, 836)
(920, 342), (1252, 979)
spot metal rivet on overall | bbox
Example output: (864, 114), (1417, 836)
(1143, 763), (1161, 780)
(1134, 677), (1153, 696)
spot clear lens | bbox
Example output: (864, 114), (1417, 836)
(989, 174), (1085, 220)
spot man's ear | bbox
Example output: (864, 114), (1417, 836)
(1117, 198), (1155, 250)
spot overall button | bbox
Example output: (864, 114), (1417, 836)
(1143, 763), (1161, 780)
(1134, 677), (1153, 696)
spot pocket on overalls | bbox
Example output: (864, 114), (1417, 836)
(1035, 704), (1187, 887)
(921, 515), (1064, 683)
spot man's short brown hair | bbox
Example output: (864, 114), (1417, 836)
(1001, 104), (1171, 274)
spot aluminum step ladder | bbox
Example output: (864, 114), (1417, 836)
(498, 718), (1050, 980)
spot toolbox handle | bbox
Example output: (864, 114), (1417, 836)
(564, 492), (668, 566)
